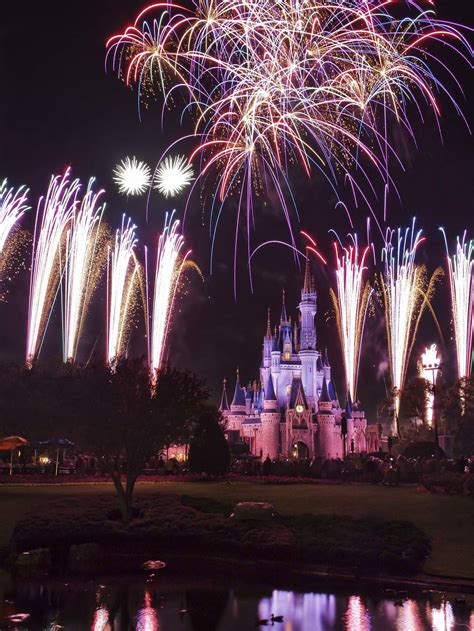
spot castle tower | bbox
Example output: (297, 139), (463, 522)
(317, 376), (337, 459)
(262, 308), (272, 369)
(344, 392), (355, 454)
(298, 254), (318, 404)
(261, 373), (280, 459)
(219, 378), (230, 416)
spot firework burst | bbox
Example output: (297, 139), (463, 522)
(330, 235), (372, 402)
(107, 0), (470, 256)
(62, 179), (106, 363)
(26, 169), (80, 366)
(148, 212), (190, 374)
(440, 229), (473, 379)
(113, 157), (151, 196)
(154, 155), (194, 198)
(106, 215), (140, 366)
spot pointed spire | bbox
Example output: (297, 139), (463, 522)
(219, 378), (229, 412)
(265, 308), (272, 338)
(264, 373), (276, 401)
(231, 368), (246, 407)
(272, 326), (279, 352)
(328, 379), (338, 403)
(319, 376), (331, 403)
(303, 249), (313, 294)
(281, 289), (288, 323)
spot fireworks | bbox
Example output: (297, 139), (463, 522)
(154, 155), (194, 198)
(106, 215), (140, 365)
(380, 221), (443, 435)
(148, 213), (189, 374)
(26, 169), (80, 366)
(107, 1), (469, 247)
(113, 157), (151, 196)
(440, 230), (473, 379)
(0, 180), (29, 254)
(330, 236), (372, 402)
(62, 179), (106, 362)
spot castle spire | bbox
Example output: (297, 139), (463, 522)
(265, 308), (272, 338)
(264, 372), (277, 402)
(219, 378), (229, 412)
(281, 289), (288, 323)
(303, 250), (313, 294)
(231, 368), (246, 407)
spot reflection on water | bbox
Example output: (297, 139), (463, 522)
(0, 577), (473, 630)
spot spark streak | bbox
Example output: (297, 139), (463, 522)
(330, 235), (372, 402)
(149, 212), (189, 374)
(106, 215), (140, 365)
(0, 180), (29, 254)
(26, 169), (80, 366)
(440, 229), (473, 379)
(62, 179), (106, 362)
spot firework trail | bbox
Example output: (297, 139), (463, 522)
(113, 157), (151, 196)
(330, 235), (372, 402)
(62, 179), (106, 363)
(440, 229), (473, 379)
(148, 212), (190, 374)
(381, 220), (441, 434)
(106, 215), (140, 365)
(154, 155), (194, 198)
(26, 169), (80, 366)
(107, 1), (470, 252)
(0, 180), (29, 254)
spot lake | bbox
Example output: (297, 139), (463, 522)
(1, 571), (473, 630)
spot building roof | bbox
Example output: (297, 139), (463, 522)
(328, 379), (338, 403)
(345, 392), (353, 419)
(231, 371), (246, 407)
(289, 378), (308, 409)
(319, 376), (331, 403)
(264, 373), (277, 401)
(219, 379), (230, 412)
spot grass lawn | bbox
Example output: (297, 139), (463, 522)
(1, 480), (473, 579)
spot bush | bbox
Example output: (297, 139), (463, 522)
(421, 471), (465, 495)
(9, 493), (430, 575)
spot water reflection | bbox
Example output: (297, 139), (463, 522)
(1, 578), (473, 630)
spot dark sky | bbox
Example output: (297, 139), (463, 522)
(0, 1), (473, 414)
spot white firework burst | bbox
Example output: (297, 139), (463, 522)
(154, 155), (194, 198)
(113, 156), (151, 196)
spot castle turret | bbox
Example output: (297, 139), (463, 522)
(262, 308), (272, 369)
(317, 376), (337, 459)
(230, 369), (246, 414)
(298, 254), (318, 404)
(261, 373), (280, 459)
(219, 378), (230, 415)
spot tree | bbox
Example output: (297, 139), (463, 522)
(0, 358), (210, 522)
(439, 375), (474, 457)
(188, 408), (230, 477)
(400, 377), (432, 430)
(67, 358), (210, 522)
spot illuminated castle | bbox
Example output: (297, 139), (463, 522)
(220, 258), (369, 460)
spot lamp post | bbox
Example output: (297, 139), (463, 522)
(421, 344), (442, 448)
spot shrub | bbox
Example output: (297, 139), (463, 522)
(188, 410), (230, 476)
(421, 471), (464, 495)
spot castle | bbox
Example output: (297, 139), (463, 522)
(220, 257), (372, 460)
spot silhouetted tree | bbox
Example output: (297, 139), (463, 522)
(188, 408), (230, 477)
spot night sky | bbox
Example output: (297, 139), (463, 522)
(0, 1), (473, 415)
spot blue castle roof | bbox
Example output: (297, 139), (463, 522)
(231, 372), (246, 407)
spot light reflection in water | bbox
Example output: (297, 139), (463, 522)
(136, 591), (159, 631)
(430, 601), (455, 631)
(258, 591), (336, 631)
(91, 606), (110, 631)
(345, 595), (370, 631)
(396, 599), (423, 631)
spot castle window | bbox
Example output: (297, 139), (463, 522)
(285, 352), (290, 360)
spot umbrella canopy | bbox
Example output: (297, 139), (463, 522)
(0, 436), (28, 451)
